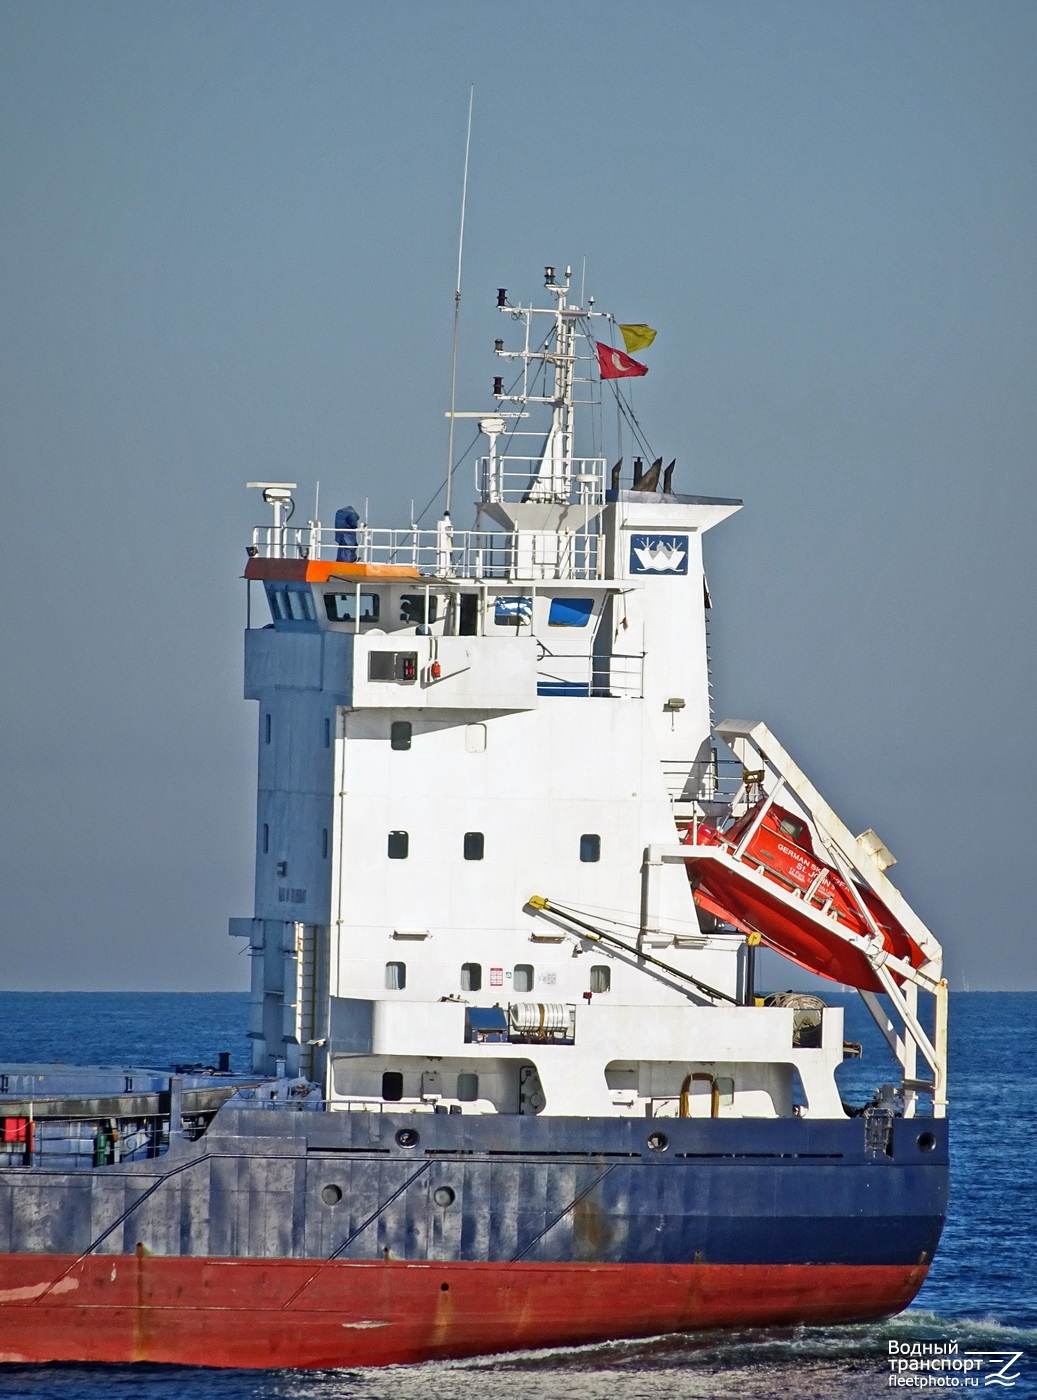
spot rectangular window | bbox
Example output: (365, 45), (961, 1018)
(323, 591), (380, 624)
(590, 965), (611, 993)
(457, 1072), (479, 1102)
(264, 714), (272, 745)
(322, 828), (328, 859)
(580, 833), (601, 863)
(460, 962), (482, 992)
(381, 1071), (404, 1101)
(324, 717), (331, 749)
(458, 594), (479, 636)
(283, 589), (316, 622)
(390, 720), (412, 751)
(387, 830), (409, 859)
(262, 823), (269, 854)
(385, 961), (406, 990)
(494, 596), (533, 626)
(463, 831), (484, 861)
(368, 652), (418, 683)
(266, 586), (317, 624)
(513, 963), (534, 993)
(400, 594), (439, 625)
(548, 597), (594, 627)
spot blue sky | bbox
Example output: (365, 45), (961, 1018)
(1, 0), (1034, 989)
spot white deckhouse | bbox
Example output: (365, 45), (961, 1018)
(231, 267), (946, 1128)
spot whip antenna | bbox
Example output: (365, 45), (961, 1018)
(445, 85), (474, 519)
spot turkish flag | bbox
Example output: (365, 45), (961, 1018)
(596, 342), (649, 379)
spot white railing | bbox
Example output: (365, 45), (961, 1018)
(535, 652), (643, 698)
(250, 523), (601, 581)
(661, 757), (746, 808)
(477, 455), (606, 505)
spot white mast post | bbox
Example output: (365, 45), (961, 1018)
(445, 86), (474, 521)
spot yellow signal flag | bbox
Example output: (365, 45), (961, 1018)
(619, 323), (657, 354)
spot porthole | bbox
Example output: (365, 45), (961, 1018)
(647, 1132), (669, 1153)
(917, 1131), (937, 1153)
(321, 1184), (342, 1206)
(395, 1127), (420, 1149)
(440, 1282), (450, 1292)
(433, 1186), (456, 1208)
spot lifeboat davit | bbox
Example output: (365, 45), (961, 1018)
(682, 801), (927, 992)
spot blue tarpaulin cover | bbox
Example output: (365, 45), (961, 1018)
(466, 1008), (508, 1031)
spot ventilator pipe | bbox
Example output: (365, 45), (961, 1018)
(680, 1072), (720, 1118)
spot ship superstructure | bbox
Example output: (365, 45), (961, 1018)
(235, 265), (946, 1129)
(0, 266), (948, 1369)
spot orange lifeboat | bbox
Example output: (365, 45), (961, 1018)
(682, 801), (927, 992)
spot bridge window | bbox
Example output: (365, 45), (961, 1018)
(548, 597), (594, 627)
(494, 596), (532, 627)
(385, 961), (406, 990)
(400, 594), (439, 625)
(580, 833), (601, 863)
(387, 830), (409, 859)
(461, 962), (482, 992)
(324, 591), (380, 624)
(266, 585), (317, 623)
(463, 831), (484, 861)
(288, 589), (316, 622)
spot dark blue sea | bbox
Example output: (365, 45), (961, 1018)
(0, 991), (1032, 1399)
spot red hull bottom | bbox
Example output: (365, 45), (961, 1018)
(0, 1253), (929, 1369)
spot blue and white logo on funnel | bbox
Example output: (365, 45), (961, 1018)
(630, 534), (689, 575)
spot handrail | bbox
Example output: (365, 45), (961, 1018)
(249, 524), (601, 581)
